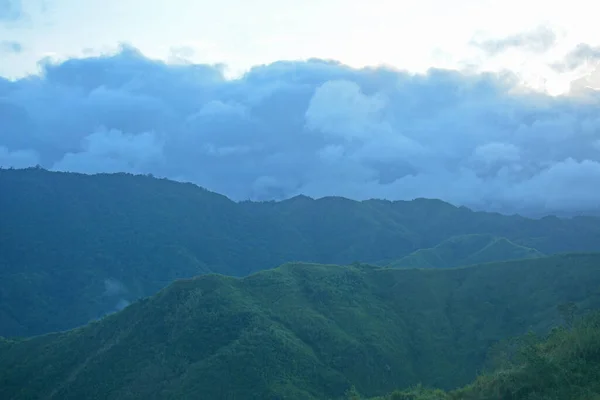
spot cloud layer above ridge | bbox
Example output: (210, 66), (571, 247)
(2, 45), (600, 215)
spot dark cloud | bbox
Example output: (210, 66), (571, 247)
(552, 43), (600, 72)
(0, 0), (24, 21)
(2, 45), (600, 215)
(471, 26), (557, 55)
(0, 40), (23, 53)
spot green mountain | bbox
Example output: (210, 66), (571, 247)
(3, 167), (600, 337)
(370, 311), (600, 400)
(388, 234), (545, 269)
(1, 253), (600, 400)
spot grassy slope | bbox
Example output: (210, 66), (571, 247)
(3, 168), (600, 337)
(388, 234), (545, 269)
(1, 254), (600, 400)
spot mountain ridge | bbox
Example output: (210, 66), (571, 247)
(387, 234), (545, 269)
(2, 253), (600, 399)
(3, 167), (600, 337)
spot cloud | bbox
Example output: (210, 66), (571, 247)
(306, 80), (387, 139)
(52, 129), (164, 175)
(0, 146), (39, 168)
(2, 46), (600, 215)
(0, 0), (24, 21)
(552, 43), (600, 72)
(471, 26), (557, 55)
(0, 40), (23, 53)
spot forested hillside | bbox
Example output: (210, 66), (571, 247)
(1, 254), (600, 400)
(3, 168), (600, 337)
(369, 311), (600, 400)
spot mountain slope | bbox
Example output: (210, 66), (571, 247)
(370, 311), (600, 400)
(0, 168), (311, 337)
(388, 234), (545, 269)
(3, 168), (600, 337)
(1, 253), (600, 400)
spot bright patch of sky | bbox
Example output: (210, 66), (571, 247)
(1, 0), (599, 94)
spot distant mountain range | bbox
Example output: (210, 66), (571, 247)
(3, 168), (600, 399)
(3, 168), (600, 337)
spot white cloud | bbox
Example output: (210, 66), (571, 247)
(52, 129), (163, 174)
(553, 43), (600, 72)
(305, 80), (386, 140)
(0, 146), (39, 168)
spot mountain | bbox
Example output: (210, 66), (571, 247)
(370, 311), (600, 400)
(387, 234), (545, 269)
(3, 167), (600, 337)
(1, 253), (600, 400)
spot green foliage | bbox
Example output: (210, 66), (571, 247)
(2, 255), (600, 399)
(365, 384), (450, 400)
(450, 311), (600, 400)
(3, 169), (600, 337)
(372, 311), (600, 400)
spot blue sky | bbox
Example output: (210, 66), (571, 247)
(2, 0), (600, 214)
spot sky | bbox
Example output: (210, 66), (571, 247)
(2, 0), (600, 215)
